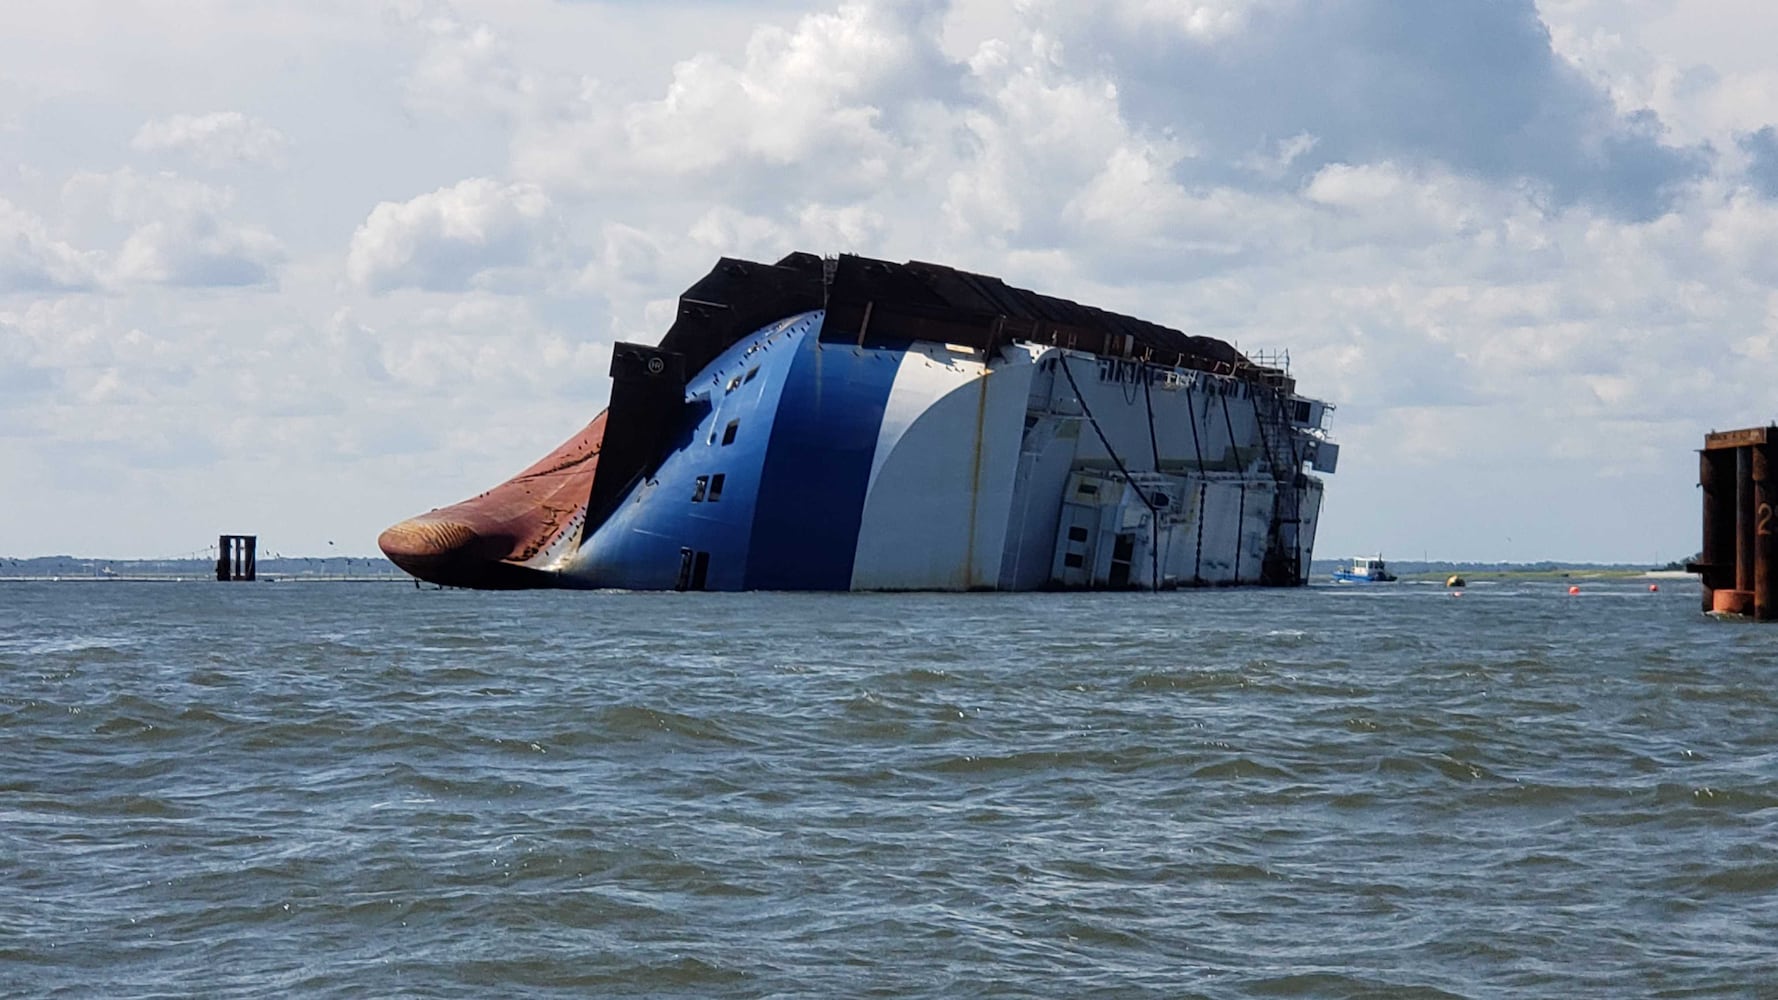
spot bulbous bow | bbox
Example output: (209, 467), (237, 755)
(379, 411), (606, 589)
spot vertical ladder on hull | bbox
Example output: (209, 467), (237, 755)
(1249, 357), (1305, 587)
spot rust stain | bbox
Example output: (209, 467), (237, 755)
(964, 363), (989, 589)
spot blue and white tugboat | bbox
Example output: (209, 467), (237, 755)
(1331, 555), (1397, 584)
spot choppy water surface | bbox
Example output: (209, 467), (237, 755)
(3, 579), (1775, 998)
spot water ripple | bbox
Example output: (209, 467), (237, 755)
(1, 580), (1774, 997)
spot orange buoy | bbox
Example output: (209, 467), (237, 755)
(1568, 585), (1581, 595)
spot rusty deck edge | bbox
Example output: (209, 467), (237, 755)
(1703, 426), (1777, 450)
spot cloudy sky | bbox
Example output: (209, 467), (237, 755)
(4, 0), (1774, 563)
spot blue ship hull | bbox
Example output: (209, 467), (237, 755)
(380, 254), (1339, 591)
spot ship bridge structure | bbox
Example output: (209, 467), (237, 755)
(379, 253), (1338, 591)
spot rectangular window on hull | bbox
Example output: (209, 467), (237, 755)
(722, 420), (739, 446)
(1063, 552), (1085, 569)
(1067, 526), (1089, 543)
(692, 476), (708, 502)
(676, 548), (712, 591)
(708, 473), (725, 501)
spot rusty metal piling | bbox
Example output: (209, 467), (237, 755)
(1757, 444), (1778, 620)
(1689, 427), (1778, 617)
(216, 534), (257, 582)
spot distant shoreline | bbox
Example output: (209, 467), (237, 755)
(0, 555), (404, 582)
(3, 556), (1695, 585)
(1397, 568), (1691, 583)
(0, 574), (411, 584)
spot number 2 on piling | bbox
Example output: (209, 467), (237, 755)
(1761, 503), (1776, 536)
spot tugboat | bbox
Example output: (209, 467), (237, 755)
(1331, 555), (1397, 584)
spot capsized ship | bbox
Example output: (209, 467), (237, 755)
(378, 253), (1339, 591)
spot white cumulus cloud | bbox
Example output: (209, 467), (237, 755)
(505, 1), (957, 203)
(345, 178), (560, 293)
(0, 197), (102, 292)
(131, 112), (290, 168)
(62, 169), (285, 287)
(1104, 0), (1282, 41)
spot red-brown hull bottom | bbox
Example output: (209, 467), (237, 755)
(378, 411), (606, 588)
